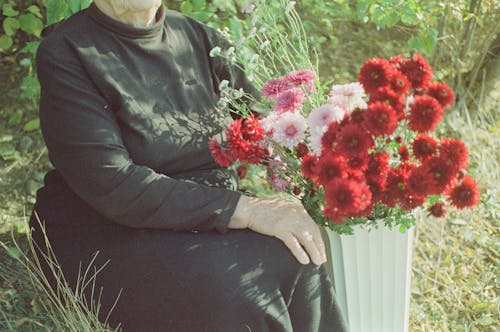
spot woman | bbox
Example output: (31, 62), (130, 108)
(30, 0), (348, 331)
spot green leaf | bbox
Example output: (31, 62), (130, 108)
(3, 17), (20, 36)
(180, 1), (193, 14)
(27, 5), (42, 18)
(67, 0), (81, 13)
(213, 0), (236, 12)
(23, 118), (40, 132)
(2, 3), (19, 17)
(46, 0), (69, 25)
(20, 74), (40, 100)
(408, 28), (437, 56)
(6, 247), (22, 260)
(0, 135), (14, 143)
(8, 110), (23, 126)
(80, 0), (92, 10)
(18, 13), (44, 36)
(0, 35), (13, 50)
(20, 40), (40, 54)
(192, 0), (206, 11)
(0, 146), (20, 161)
(189, 10), (214, 22)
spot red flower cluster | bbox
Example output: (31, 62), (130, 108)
(358, 53), (453, 133)
(301, 54), (480, 223)
(210, 55), (480, 228)
(209, 115), (268, 169)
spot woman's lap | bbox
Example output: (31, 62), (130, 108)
(30, 216), (347, 332)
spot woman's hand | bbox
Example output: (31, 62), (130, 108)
(229, 195), (327, 265)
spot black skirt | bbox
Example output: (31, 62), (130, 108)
(30, 172), (348, 332)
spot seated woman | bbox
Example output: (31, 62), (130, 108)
(30, 0), (348, 331)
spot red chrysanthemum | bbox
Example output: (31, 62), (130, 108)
(335, 123), (374, 157)
(367, 177), (386, 203)
(226, 119), (268, 164)
(261, 77), (290, 99)
(208, 137), (233, 167)
(346, 154), (369, 173)
(398, 53), (433, 90)
(381, 164), (415, 207)
(321, 121), (339, 152)
(412, 134), (438, 162)
(287, 69), (316, 92)
(369, 86), (405, 117)
(389, 55), (407, 69)
(350, 108), (365, 124)
(363, 102), (398, 137)
(399, 144), (410, 162)
(274, 88), (306, 113)
(366, 151), (390, 179)
(428, 202), (446, 217)
(324, 178), (372, 222)
(237, 165), (248, 179)
(406, 165), (434, 198)
(421, 156), (457, 194)
(427, 82), (454, 109)
(301, 154), (318, 181)
(408, 95), (444, 132)
(389, 70), (411, 96)
(358, 57), (394, 94)
(316, 152), (347, 186)
(241, 114), (265, 141)
(439, 138), (469, 171)
(400, 192), (426, 211)
(295, 142), (309, 158)
(447, 175), (480, 209)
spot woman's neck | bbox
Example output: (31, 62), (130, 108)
(93, 0), (161, 28)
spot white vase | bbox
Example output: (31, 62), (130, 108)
(326, 225), (414, 332)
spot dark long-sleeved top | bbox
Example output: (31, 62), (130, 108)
(36, 3), (258, 232)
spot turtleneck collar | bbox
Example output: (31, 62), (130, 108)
(87, 2), (165, 39)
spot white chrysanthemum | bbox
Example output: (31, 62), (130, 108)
(270, 111), (307, 149)
(329, 82), (367, 111)
(307, 104), (345, 132)
(309, 127), (325, 156)
(260, 112), (280, 132)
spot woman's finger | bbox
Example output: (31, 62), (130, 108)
(295, 230), (323, 265)
(278, 233), (310, 265)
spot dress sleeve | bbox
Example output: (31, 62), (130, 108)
(36, 40), (241, 233)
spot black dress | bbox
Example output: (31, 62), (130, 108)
(30, 3), (348, 331)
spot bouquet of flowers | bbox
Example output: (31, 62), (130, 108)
(209, 53), (480, 234)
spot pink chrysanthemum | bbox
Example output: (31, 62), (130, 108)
(261, 77), (291, 99)
(274, 88), (306, 113)
(269, 111), (307, 149)
(307, 104), (345, 131)
(287, 69), (316, 92)
(267, 171), (291, 193)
